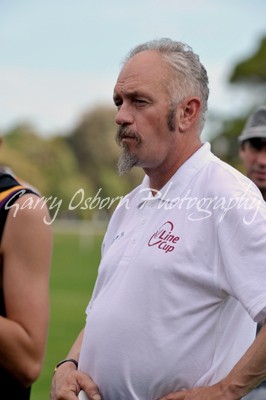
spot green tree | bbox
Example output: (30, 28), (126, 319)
(211, 34), (266, 166)
(230, 36), (266, 83)
(67, 106), (143, 206)
(1, 123), (93, 219)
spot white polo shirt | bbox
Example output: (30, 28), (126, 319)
(79, 143), (266, 400)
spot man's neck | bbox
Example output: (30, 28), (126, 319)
(260, 189), (266, 202)
(145, 141), (202, 192)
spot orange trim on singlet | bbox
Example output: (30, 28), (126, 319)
(0, 185), (26, 203)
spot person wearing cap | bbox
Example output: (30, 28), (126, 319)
(239, 106), (266, 201)
(238, 107), (266, 400)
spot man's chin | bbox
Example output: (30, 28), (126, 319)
(117, 151), (138, 175)
(250, 177), (266, 192)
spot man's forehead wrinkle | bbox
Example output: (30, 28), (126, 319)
(117, 73), (143, 87)
(114, 56), (167, 101)
(114, 75), (147, 97)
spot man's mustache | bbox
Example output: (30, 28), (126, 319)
(116, 127), (141, 146)
(252, 166), (266, 173)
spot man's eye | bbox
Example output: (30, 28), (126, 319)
(134, 99), (147, 105)
(249, 138), (264, 151)
(114, 101), (122, 109)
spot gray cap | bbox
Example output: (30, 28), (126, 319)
(238, 106), (266, 142)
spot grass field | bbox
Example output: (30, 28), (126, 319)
(31, 231), (103, 400)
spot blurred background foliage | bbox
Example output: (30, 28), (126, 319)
(211, 35), (266, 171)
(0, 35), (265, 222)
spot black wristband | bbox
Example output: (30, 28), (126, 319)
(54, 358), (78, 373)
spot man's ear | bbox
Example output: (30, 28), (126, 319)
(178, 98), (201, 132)
(239, 144), (245, 161)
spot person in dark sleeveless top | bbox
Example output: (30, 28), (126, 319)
(0, 171), (52, 399)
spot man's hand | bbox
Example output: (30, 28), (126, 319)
(158, 382), (241, 400)
(50, 364), (101, 400)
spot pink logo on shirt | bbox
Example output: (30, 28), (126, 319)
(148, 221), (180, 253)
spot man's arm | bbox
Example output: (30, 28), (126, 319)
(0, 194), (52, 386)
(50, 329), (101, 400)
(159, 323), (266, 400)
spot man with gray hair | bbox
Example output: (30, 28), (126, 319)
(51, 39), (266, 400)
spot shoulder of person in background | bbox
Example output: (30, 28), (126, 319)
(0, 165), (41, 195)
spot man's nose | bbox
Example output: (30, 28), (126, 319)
(257, 148), (266, 166)
(115, 104), (134, 126)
